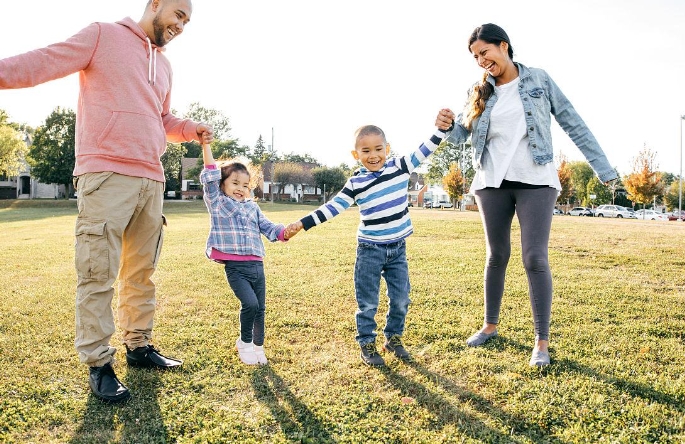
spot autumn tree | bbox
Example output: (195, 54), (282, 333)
(27, 107), (76, 195)
(442, 163), (465, 208)
(427, 140), (473, 186)
(624, 145), (663, 209)
(556, 155), (573, 205)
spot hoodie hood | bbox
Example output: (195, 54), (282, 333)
(116, 17), (165, 85)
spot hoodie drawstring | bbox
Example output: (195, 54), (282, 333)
(146, 37), (157, 85)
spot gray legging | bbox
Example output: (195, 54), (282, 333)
(474, 186), (558, 341)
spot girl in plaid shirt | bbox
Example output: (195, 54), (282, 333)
(199, 141), (291, 365)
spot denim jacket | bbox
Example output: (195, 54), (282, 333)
(446, 62), (617, 183)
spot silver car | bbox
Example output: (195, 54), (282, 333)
(595, 205), (636, 218)
(568, 206), (593, 216)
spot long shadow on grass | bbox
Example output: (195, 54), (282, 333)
(381, 362), (555, 443)
(69, 367), (169, 444)
(552, 357), (685, 413)
(251, 366), (337, 443)
(496, 336), (685, 412)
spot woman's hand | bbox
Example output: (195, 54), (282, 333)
(436, 108), (455, 130)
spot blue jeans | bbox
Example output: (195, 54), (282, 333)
(354, 240), (411, 346)
(224, 261), (266, 346)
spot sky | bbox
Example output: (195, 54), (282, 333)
(1, 0), (685, 176)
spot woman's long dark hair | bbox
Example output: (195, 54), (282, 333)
(462, 23), (514, 130)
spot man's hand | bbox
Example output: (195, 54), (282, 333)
(197, 123), (214, 144)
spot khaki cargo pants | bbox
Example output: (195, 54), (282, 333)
(74, 172), (166, 367)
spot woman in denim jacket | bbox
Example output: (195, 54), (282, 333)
(438, 23), (617, 366)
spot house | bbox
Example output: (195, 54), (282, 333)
(407, 172), (429, 207)
(260, 160), (322, 202)
(178, 158), (325, 202)
(0, 133), (67, 199)
(422, 183), (476, 209)
(179, 157), (202, 200)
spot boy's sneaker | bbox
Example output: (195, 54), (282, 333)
(236, 338), (259, 365)
(253, 345), (268, 365)
(383, 335), (411, 360)
(360, 342), (386, 366)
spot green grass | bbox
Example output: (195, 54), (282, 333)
(1, 200), (684, 443)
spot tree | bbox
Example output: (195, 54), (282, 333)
(273, 162), (304, 200)
(556, 155), (573, 205)
(427, 140), (473, 186)
(442, 163), (465, 208)
(282, 152), (320, 165)
(184, 102), (231, 140)
(663, 181), (681, 211)
(212, 139), (249, 160)
(0, 123), (28, 177)
(250, 135), (268, 166)
(586, 176), (612, 205)
(568, 161), (594, 206)
(312, 166), (348, 201)
(176, 102), (235, 174)
(296, 168), (314, 202)
(624, 145), (663, 209)
(27, 107), (76, 195)
(160, 142), (186, 196)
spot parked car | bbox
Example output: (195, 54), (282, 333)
(568, 206), (593, 216)
(668, 210), (685, 221)
(424, 201), (433, 209)
(634, 209), (669, 221)
(434, 200), (454, 209)
(595, 205), (636, 218)
(553, 208), (563, 215)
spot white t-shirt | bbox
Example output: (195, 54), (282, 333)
(470, 77), (562, 192)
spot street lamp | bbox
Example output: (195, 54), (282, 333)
(680, 115), (685, 220)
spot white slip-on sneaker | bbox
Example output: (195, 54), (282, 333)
(236, 338), (259, 365)
(465, 329), (498, 347)
(529, 349), (550, 367)
(253, 345), (268, 365)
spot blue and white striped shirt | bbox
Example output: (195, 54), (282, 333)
(300, 129), (447, 244)
(200, 167), (284, 258)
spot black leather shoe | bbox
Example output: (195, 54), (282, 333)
(126, 345), (183, 369)
(89, 363), (130, 403)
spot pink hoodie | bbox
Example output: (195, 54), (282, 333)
(0, 17), (200, 182)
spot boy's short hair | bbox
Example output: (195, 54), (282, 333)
(354, 125), (386, 145)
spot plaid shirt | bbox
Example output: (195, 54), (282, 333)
(200, 167), (284, 258)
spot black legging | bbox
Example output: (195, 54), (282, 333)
(474, 186), (558, 341)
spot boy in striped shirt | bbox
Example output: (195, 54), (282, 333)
(285, 109), (455, 366)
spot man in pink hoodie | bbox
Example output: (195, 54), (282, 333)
(0, 0), (212, 403)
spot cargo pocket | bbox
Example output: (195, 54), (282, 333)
(75, 219), (109, 281)
(153, 215), (167, 268)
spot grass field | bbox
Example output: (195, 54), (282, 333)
(0, 199), (684, 443)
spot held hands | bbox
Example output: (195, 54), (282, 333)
(435, 108), (455, 131)
(283, 221), (303, 240)
(197, 123), (214, 145)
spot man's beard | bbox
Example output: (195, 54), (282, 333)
(152, 15), (168, 47)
